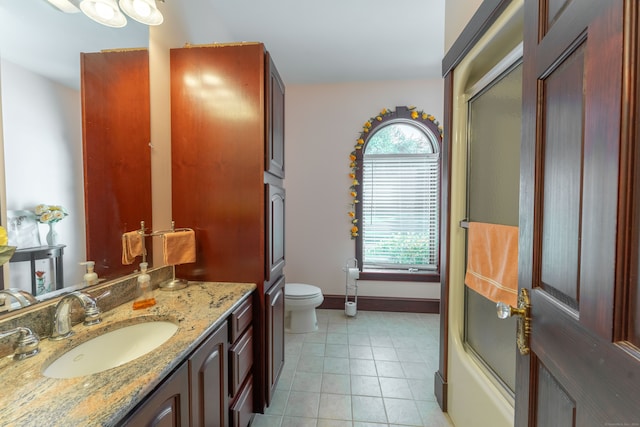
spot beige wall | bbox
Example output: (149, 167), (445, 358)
(445, 0), (484, 52)
(284, 79), (443, 299)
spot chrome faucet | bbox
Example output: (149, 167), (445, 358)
(0, 326), (40, 360)
(0, 289), (37, 311)
(50, 290), (110, 340)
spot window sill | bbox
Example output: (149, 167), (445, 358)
(358, 270), (440, 283)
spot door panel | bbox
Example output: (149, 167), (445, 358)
(265, 276), (285, 405)
(539, 44), (583, 308)
(519, 0), (640, 425)
(266, 183), (285, 284)
(266, 52), (285, 178)
(535, 363), (575, 427)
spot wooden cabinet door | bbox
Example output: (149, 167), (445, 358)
(518, 0), (640, 425)
(265, 52), (285, 178)
(265, 276), (285, 405)
(265, 183), (285, 284)
(81, 50), (152, 278)
(121, 362), (190, 427)
(170, 43), (265, 284)
(188, 322), (228, 427)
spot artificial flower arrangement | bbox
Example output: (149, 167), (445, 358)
(34, 204), (68, 225)
(348, 106), (443, 239)
(0, 226), (16, 265)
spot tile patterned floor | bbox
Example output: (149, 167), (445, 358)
(251, 309), (454, 427)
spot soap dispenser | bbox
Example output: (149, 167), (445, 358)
(132, 262), (156, 310)
(80, 261), (98, 286)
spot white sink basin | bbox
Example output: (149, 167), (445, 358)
(43, 321), (178, 379)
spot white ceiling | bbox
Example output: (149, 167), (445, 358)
(0, 0), (445, 88)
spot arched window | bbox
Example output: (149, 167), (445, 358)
(350, 106), (442, 281)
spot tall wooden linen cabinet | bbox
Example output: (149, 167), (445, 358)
(170, 42), (286, 422)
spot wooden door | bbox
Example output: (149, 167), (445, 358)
(518, 0), (640, 425)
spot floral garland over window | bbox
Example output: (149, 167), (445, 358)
(348, 106), (443, 239)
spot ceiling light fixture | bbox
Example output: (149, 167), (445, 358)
(44, 0), (164, 28)
(80, 0), (127, 28)
(118, 0), (163, 25)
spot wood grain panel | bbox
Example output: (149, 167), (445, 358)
(170, 44), (265, 284)
(266, 52), (285, 178)
(266, 183), (285, 284)
(188, 322), (228, 427)
(81, 50), (151, 279)
(171, 42), (285, 414)
(579, 0), (623, 340)
(546, 0), (571, 31)
(536, 0), (605, 80)
(122, 362), (190, 426)
(535, 361), (576, 426)
(530, 289), (640, 425)
(539, 44), (585, 308)
(265, 276), (284, 405)
(519, 1), (640, 424)
(435, 71), (454, 412)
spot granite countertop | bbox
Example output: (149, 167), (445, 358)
(0, 281), (256, 427)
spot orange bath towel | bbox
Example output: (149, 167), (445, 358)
(122, 231), (144, 265)
(464, 222), (519, 307)
(163, 230), (196, 266)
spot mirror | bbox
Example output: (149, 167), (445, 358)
(0, 0), (150, 304)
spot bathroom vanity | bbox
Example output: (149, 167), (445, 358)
(0, 278), (255, 426)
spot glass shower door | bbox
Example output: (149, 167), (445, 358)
(463, 57), (522, 394)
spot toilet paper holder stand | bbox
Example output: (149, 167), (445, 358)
(344, 258), (359, 317)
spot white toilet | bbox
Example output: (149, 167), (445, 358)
(285, 283), (324, 333)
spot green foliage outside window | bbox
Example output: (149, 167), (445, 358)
(364, 232), (434, 266)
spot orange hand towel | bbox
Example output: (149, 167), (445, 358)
(464, 222), (519, 307)
(163, 230), (196, 266)
(122, 231), (144, 265)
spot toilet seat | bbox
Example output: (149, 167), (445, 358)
(286, 283), (322, 299)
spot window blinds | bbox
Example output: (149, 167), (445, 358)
(361, 153), (439, 270)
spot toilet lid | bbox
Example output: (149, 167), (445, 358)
(286, 283), (321, 299)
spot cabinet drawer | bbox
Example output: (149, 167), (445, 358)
(230, 297), (253, 343)
(229, 326), (253, 397)
(230, 375), (254, 427)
